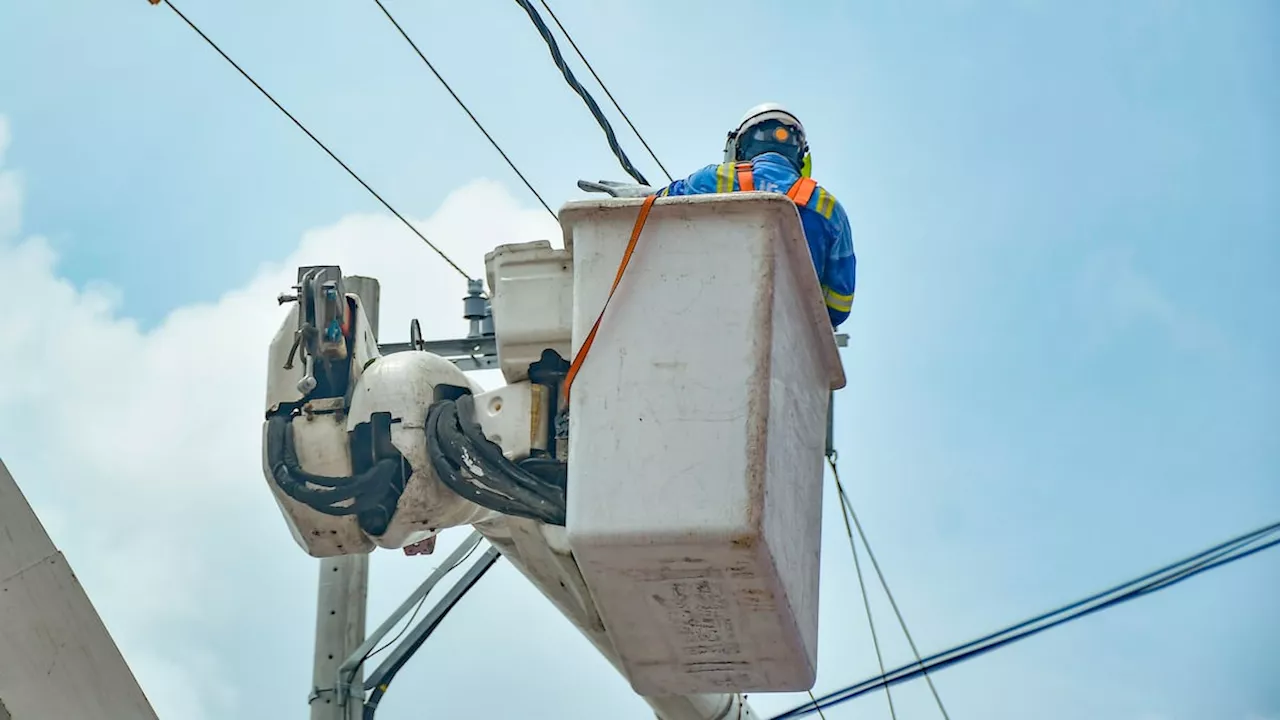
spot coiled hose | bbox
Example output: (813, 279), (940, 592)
(425, 394), (567, 526)
(265, 413), (406, 535)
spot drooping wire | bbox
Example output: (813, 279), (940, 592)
(513, 0), (651, 186)
(830, 455), (951, 719)
(804, 691), (828, 720)
(152, 0), (474, 281)
(349, 537), (485, 675)
(534, 0), (672, 183)
(371, 0), (557, 219)
(830, 456), (897, 720)
(771, 519), (1280, 719)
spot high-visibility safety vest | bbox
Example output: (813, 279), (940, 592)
(649, 152), (855, 328)
(733, 161), (819, 208)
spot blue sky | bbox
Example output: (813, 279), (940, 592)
(1, 1), (1277, 719)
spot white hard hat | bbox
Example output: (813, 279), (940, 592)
(723, 102), (810, 172)
(733, 102), (806, 138)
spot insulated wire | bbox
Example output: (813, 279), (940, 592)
(771, 520), (1280, 719)
(804, 691), (828, 720)
(806, 532), (1280, 716)
(357, 538), (484, 669)
(513, 0), (651, 186)
(371, 0), (557, 219)
(535, 0), (673, 182)
(153, 0), (474, 281)
(832, 466), (897, 720)
(831, 456), (951, 719)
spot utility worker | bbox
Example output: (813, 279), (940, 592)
(653, 103), (856, 328)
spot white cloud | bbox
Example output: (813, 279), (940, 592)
(1074, 245), (1220, 352)
(0, 115), (18, 238)
(0, 116), (665, 719)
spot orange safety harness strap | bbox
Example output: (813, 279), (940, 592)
(735, 161), (817, 209)
(561, 194), (658, 406)
(787, 176), (817, 207)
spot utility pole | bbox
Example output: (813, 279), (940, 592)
(0, 459), (159, 720)
(309, 276), (378, 720)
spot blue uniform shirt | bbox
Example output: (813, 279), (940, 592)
(653, 152), (856, 328)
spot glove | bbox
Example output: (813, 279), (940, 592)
(576, 179), (657, 198)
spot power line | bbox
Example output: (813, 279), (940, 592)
(152, 0), (473, 281)
(513, 0), (651, 186)
(371, 0), (557, 219)
(361, 546), (502, 719)
(804, 691), (828, 720)
(831, 456), (951, 719)
(357, 538), (483, 670)
(831, 464), (897, 720)
(534, 0), (673, 183)
(780, 522), (1280, 718)
(772, 519), (1280, 719)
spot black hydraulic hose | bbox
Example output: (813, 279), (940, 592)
(454, 394), (566, 512)
(425, 400), (555, 523)
(425, 399), (567, 526)
(277, 416), (368, 490)
(266, 414), (398, 515)
(353, 467), (406, 537)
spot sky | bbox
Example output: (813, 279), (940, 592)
(0, 0), (1278, 718)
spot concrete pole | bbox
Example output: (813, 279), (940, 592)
(309, 276), (379, 720)
(0, 459), (159, 720)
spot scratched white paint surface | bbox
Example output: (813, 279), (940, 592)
(0, 458), (158, 720)
(561, 194), (845, 698)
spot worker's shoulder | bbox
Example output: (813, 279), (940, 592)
(691, 161), (726, 178)
(803, 178), (846, 222)
(688, 162), (728, 186)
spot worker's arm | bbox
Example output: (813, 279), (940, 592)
(821, 201), (856, 328)
(653, 163), (724, 197)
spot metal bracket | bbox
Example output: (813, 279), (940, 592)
(334, 532), (485, 708)
(361, 545), (502, 718)
(377, 280), (499, 372)
(379, 336), (498, 372)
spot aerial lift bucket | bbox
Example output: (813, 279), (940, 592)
(558, 193), (846, 696)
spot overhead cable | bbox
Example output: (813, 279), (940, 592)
(513, 0), (651, 186)
(371, 0), (557, 219)
(830, 455), (951, 719)
(830, 460), (897, 719)
(151, 0), (473, 281)
(361, 546), (502, 719)
(771, 519), (1280, 719)
(360, 538), (483, 668)
(535, 0), (673, 182)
